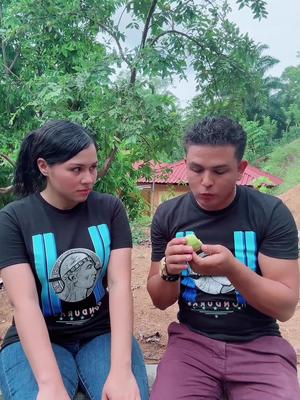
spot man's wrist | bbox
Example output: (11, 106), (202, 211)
(159, 257), (180, 282)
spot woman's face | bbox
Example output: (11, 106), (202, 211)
(40, 144), (98, 209)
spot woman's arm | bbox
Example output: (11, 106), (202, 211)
(1, 263), (70, 400)
(102, 247), (140, 400)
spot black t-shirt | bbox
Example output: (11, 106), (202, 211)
(0, 192), (132, 349)
(151, 185), (298, 342)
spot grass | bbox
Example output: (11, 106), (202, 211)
(257, 138), (300, 195)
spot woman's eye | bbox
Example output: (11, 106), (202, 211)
(72, 168), (81, 173)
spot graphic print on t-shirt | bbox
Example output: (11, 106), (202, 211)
(32, 224), (111, 320)
(49, 248), (101, 302)
(177, 230), (258, 318)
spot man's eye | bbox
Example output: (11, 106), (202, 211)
(191, 168), (203, 174)
(214, 170), (227, 175)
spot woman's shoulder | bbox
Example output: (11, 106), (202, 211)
(88, 191), (123, 207)
(0, 194), (36, 215)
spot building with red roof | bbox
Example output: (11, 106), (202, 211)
(137, 160), (283, 215)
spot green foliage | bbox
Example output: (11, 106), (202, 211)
(251, 176), (273, 193)
(257, 137), (300, 195)
(0, 0), (288, 218)
(236, 0), (268, 19)
(243, 116), (277, 162)
(130, 215), (152, 245)
(0, 0), (269, 216)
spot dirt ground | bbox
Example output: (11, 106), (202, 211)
(0, 184), (299, 367)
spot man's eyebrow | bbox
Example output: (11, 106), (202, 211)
(188, 161), (228, 169)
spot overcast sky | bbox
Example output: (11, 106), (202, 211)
(171, 0), (300, 105)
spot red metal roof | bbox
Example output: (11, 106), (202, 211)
(137, 160), (283, 187)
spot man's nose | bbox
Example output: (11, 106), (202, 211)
(201, 172), (214, 187)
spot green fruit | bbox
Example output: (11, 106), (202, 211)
(186, 234), (202, 252)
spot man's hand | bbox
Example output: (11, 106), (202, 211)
(164, 237), (194, 275)
(189, 244), (236, 277)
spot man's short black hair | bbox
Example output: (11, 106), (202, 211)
(184, 116), (247, 161)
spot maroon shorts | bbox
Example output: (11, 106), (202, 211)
(150, 322), (300, 400)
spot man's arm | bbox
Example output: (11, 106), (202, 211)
(147, 261), (180, 310)
(229, 252), (299, 321)
(147, 238), (193, 310)
(191, 244), (299, 322)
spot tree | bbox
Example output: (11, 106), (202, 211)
(0, 0), (268, 215)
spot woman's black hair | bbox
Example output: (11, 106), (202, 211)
(14, 120), (97, 197)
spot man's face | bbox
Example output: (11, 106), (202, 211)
(185, 144), (247, 211)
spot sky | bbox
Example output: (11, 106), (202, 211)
(171, 0), (300, 105)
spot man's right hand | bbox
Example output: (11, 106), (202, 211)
(164, 237), (194, 275)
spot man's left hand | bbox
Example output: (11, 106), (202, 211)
(189, 244), (237, 277)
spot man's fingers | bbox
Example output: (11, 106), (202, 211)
(166, 243), (193, 257)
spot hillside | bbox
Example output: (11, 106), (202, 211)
(258, 138), (300, 195)
(278, 184), (300, 227)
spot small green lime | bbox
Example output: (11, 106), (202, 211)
(186, 234), (202, 252)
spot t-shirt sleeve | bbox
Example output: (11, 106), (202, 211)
(259, 200), (298, 259)
(151, 205), (170, 262)
(110, 198), (132, 250)
(0, 208), (29, 269)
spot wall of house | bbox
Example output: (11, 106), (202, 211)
(139, 183), (189, 216)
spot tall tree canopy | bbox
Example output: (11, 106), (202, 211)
(0, 0), (268, 214)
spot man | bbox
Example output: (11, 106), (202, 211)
(147, 117), (300, 399)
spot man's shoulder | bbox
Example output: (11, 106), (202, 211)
(240, 185), (282, 208)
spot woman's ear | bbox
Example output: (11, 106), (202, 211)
(37, 158), (49, 177)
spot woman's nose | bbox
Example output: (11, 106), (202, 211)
(81, 173), (93, 184)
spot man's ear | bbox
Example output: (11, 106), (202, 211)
(37, 158), (49, 177)
(237, 160), (248, 180)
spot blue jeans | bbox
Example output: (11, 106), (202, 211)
(0, 334), (149, 400)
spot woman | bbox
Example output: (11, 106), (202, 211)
(0, 120), (148, 400)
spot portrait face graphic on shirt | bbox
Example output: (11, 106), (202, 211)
(49, 248), (102, 302)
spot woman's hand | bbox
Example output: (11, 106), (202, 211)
(37, 383), (70, 400)
(101, 369), (141, 400)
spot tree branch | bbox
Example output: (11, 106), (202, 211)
(0, 153), (15, 167)
(0, 185), (13, 195)
(97, 146), (118, 180)
(140, 0), (158, 50)
(99, 23), (131, 67)
(8, 50), (20, 71)
(117, 2), (134, 28)
(150, 29), (206, 49)
(130, 0), (158, 85)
